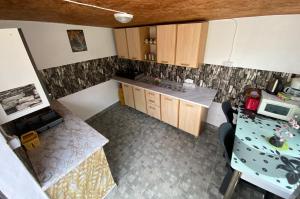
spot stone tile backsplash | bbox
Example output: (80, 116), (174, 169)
(39, 56), (117, 99)
(39, 56), (293, 106)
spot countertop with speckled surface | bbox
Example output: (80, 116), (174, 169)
(26, 101), (108, 191)
(113, 76), (217, 108)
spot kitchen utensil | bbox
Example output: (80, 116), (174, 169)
(283, 87), (300, 97)
(21, 131), (40, 150)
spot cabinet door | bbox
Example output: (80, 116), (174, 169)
(175, 23), (208, 68)
(157, 25), (177, 65)
(126, 27), (149, 60)
(122, 83), (135, 108)
(179, 100), (207, 137)
(161, 95), (179, 127)
(114, 29), (129, 59)
(133, 86), (147, 113)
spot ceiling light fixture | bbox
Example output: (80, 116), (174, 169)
(63, 0), (133, 23)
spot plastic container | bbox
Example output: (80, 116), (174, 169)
(21, 131), (40, 150)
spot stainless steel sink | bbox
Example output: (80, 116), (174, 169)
(137, 76), (186, 93)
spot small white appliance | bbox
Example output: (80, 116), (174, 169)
(257, 91), (300, 121)
(284, 77), (300, 97)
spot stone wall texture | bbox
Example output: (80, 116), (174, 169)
(39, 56), (293, 106)
(39, 57), (117, 99)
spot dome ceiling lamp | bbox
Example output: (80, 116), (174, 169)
(63, 0), (133, 23)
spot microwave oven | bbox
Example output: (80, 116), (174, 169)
(257, 91), (300, 121)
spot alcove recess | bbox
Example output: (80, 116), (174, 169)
(143, 26), (157, 62)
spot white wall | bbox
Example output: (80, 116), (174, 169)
(0, 20), (116, 69)
(205, 15), (300, 127)
(58, 80), (119, 120)
(204, 15), (300, 74)
(0, 133), (48, 199)
(0, 20), (118, 121)
(206, 102), (227, 127)
(0, 29), (50, 124)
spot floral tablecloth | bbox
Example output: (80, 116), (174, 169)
(231, 109), (300, 196)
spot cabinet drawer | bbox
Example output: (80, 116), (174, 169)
(145, 90), (160, 107)
(147, 104), (161, 120)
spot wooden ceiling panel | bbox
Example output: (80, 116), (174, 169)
(0, 0), (300, 27)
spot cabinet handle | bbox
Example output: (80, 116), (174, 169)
(149, 99), (155, 103)
(165, 97), (172, 101)
(148, 92), (155, 96)
(161, 60), (168, 64)
(185, 104), (194, 108)
(149, 106), (155, 110)
(181, 63), (189, 66)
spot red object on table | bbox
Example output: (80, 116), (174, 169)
(245, 96), (260, 111)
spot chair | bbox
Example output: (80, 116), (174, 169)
(221, 101), (237, 127)
(218, 123), (273, 198)
(218, 123), (235, 166)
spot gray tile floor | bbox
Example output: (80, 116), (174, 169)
(87, 104), (266, 199)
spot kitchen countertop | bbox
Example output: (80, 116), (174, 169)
(113, 76), (217, 108)
(26, 101), (109, 191)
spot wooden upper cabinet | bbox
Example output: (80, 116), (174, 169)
(157, 25), (177, 65)
(114, 29), (129, 59)
(175, 22), (208, 68)
(126, 27), (149, 60)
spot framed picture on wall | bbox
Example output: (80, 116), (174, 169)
(0, 84), (42, 116)
(67, 30), (87, 52)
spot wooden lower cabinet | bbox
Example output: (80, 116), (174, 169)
(145, 90), (160, 107)
(46, 149), (115, 199)
(122, 83), (208, 137)
(161, 95), (179, 127)
(133, 86), (147, 113)
(179, 100), (207, 137)
(145, 90), (161, 120)
(122, 83), (135, 108)
(147, 104), (161, 120)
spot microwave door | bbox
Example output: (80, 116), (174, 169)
(264, 104), (290, 116)
(261, 103), (293, 121)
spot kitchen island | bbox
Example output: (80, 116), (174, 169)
(26, 101), (115, 199)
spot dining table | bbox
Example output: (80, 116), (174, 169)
(224, 108), (300, 199)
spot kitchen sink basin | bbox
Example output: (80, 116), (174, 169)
(137, 76), (186, 93)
